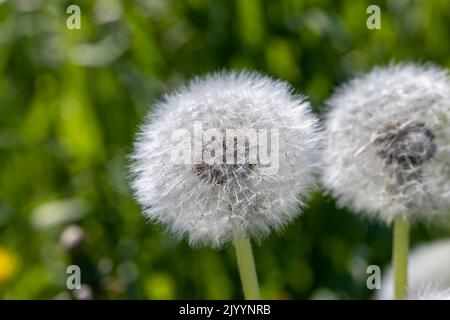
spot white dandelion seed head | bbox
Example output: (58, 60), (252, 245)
(377, 239), (450, 300)
(323, 63), (450, 223)
(414, 286), (450, 300)
(130, 70), (321, 248)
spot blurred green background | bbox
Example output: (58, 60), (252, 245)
(1, 0), (450, 299)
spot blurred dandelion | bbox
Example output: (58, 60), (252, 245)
(60, 224), (86, 252)
(130, 70), (321, 299)
(323, 63), (450, 299)
(378, 239), (450, 300)
(0, 247), (18, 286)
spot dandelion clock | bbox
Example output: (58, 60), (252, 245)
(415, 288), (450, 300)
(378, 239), (450, 300)
(323, 63), (450, 299)
(130, 71), (321, 299)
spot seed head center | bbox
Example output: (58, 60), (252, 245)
(374, 121), (437, 167)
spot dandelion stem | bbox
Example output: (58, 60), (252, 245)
(393, 216), (409, 299)
(233, 234), (260, 300)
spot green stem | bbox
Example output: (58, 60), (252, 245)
(233, 234), (260, 300)
(393, 216), (409, 300)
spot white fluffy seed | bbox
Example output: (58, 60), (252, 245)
(130, 70), (322, 247)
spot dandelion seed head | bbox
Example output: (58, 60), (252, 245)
(130, 71), (321, 248)
(377, 239), (450, 300)
(323, 63), (450, 223)
(415, 286), (450, 300)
